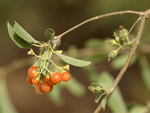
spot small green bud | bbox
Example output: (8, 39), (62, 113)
(27, 48), (35, 55)
(55, 50), (63, 54)
(109, 39), (119, 46)
(62, 64), (70, 71)
(108, 50), (118, 61)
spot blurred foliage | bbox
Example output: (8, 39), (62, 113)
(0, 81), (18, 113)
(0, 0), (150, 113)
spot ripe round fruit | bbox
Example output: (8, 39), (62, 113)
(51, 72), (62, 84)
(45, 76), (51, 82)
(48, 79), (56, 85)
(26, 76), (33, 85)
(38, 83), (45, 93)
(28, 66), (38, 78)
(32, 78), (39, 85)
(41, 81), (53, 93)
(62, 72), (71, 82)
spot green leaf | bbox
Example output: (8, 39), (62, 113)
(7, 22), (32, 49)
(37, 51), (52, 75)
(97, 71), (127, 113)
(95, 94), (104, 103)
(111, 53), (137, 70)
(129, 105), (145, 113)
(0, 81), (18, 113)
(63, 76), (86, 97)
(88, 86), (105, 94)
(82, 64), (98, 81)
(139, 56), (150, 90)
(91, 83), (102, 87)
(14, 22), (38, 43)
(45, 28), (55, 40)
(47, 85), (63, 106)
(55, 52), (91, 67)
(101, 96), (108, 110)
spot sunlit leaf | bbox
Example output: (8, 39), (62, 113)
(7, 22), (32, 49)
(14, 22), (38, 43)
(55, 52), (91, 67)
(139, 56), (150, 90)
(45, 28), (55, 40)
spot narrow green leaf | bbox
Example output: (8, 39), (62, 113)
(129, 105), (146, 113)
(0, 81), (18, 113)
(91, 83), (102, 87)
(139, 56), (150, 90)
(63, 76), (86, 97)
(88, 86), (93, 92)
(7, 22), (32, 49)
(111, 53), (137, 70)
(14, 22), (38, 43)
(88, 86), (105, 94)
(47, 85), (63, 106)
(101, 96), (108, 110)
(97, 71), (127, 113)
(45, 28), (55, 40)
(82, 64), (98, 81)
(55, 52), (91, 67)
(95, 94), (104, 103)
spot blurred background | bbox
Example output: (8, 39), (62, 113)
(0, 0), (150, 113)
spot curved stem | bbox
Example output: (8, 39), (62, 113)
(53, 10), (142, 49)
(57, 10), (142, 39)
(94, 9), (150, 113)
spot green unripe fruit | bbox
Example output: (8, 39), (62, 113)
(121, 28), (129, 40)
(115, 36), (120, 44)
(122, 28), (128, 35)
(127, 41), (134, 47)
(109, 39), (119, 46)
(119, 33), (125, 40)
(108, 50), (118, 59)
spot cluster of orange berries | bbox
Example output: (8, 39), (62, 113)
(26, 66), (71, 93)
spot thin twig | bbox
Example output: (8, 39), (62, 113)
(53, 10), (142, 49)
(94, 9), (150, 113)
(57, 10), (142, 39)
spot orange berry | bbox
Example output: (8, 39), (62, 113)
(28, 66), (38, 78)
(41, 81), (53, 93)
(62, 72), (71, 82)
(45, 76), (51, 81)
(38, 83), (45, 93)
(26, 76), (33, 85)
(32, 78), (39, 85)
(51, 72), (62, 84)
(48, 79), (56, 85)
